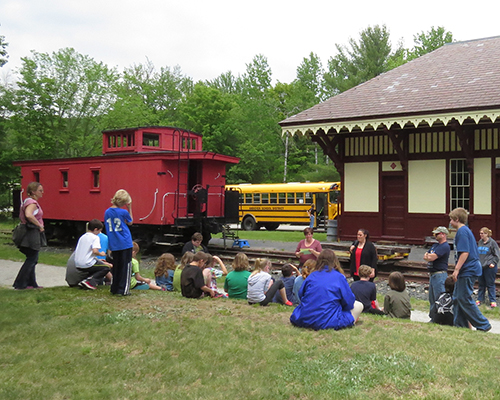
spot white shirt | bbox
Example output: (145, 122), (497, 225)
(74, 232), (101, 268)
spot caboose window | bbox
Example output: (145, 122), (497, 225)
(143, 133), (160, 147)
(60, 170), (69, 188)
(92, 170), (100, 188)
(33, 171), (40, 182)
(191, 139), (196, 150)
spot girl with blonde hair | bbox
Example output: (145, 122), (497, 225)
(224, 252), (251, 299)
(173, 252), (194, 291)
(247, 258), (293, 306)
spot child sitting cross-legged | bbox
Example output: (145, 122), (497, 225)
(203, 254), (228, 297)
(131, 242), (164, 291)
(429, 275), (454, 326)
(154, 253), (176, 291)
(350, 265), (385, 315)
(383, 271), (411, 319)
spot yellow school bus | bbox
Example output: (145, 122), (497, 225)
(225, 182), (341, 230)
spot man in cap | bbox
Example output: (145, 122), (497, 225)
(424, 227), (451, 319)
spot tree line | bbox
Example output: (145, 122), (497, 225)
(0, 25), (453, 209)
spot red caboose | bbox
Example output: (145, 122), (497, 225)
(13, 126), (240, 246)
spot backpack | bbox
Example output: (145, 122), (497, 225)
(435, 292), (453, 315)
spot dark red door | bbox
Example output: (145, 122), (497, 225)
(381, 175), (405, 237)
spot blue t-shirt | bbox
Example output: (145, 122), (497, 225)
(427, 241), (450, 273)
(273, 276), (296, 304)
(96, 232), (109, 260)
(156, 270), (174, 291)
(104, 207), (133, 251)
(454, 225), (481, 277)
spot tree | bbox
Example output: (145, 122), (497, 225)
(324, 25), (400, 95)
(407, 26), (453, 60)
(295, 52), (326, 104)
(175, 82), (238, 156)
(103, 61), (193, 129)
(0, 31), (8, 67)
(6, 48), (118, 160)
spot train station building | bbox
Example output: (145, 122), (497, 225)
(279, 36), (500, 244)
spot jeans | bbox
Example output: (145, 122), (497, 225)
(477, 265), (498, 304)
(309, 215), (315, 228)
(453, 276), (491, 330)
(428, 271), (447, 316)
(13, 247), (40, 289)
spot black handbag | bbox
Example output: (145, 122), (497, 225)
(12, 223), (28, 247)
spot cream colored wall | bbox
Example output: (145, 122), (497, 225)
(473, 158), (491, 214)
(408, 160), (446, 213)
(344, 162), (379, 212)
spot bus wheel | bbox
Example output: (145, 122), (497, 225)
(264, 223), (280, 231)
(242, 216), (257, 231)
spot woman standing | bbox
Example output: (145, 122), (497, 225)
(477, 227), (500, 308)
(295, 227), (322, 267)
(349, 228), (378, 281)
(13, 182), (46, 290)
(290, 249), (363, 330)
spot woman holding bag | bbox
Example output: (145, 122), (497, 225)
(13, 182), (46, 290)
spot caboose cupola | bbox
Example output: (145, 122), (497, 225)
(102, 126), (202, 154)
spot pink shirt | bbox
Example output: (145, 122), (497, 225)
(296, 239), (322, 265)
(20, 198), (44, 227)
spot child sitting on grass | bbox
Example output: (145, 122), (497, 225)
(203, 254), (228, 297)
(154, 253), (176, 291)
(273, 263), (300, 305)
(173, 252), (194, 291)
(350, 265), (384, 315)
(383, 271), (411, 319)
(131, 242), (164, 291)
(430, 275), (454, 326)
(247, 258), (293, 306)
(292, 259), (315, 304)
(224, 252), (251, 299)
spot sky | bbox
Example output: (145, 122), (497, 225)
(2, 0), (500, 85)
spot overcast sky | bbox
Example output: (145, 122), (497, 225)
(2, 0), (500, 84)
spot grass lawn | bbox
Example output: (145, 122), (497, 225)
(1, 285), (500, 400)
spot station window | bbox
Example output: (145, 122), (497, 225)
(279, 193), (286, 204)
(450, 159), (470, 210)
(143, 133), (160, 147)
(270, 193), (277, 204)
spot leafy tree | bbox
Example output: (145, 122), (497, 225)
(5, 48), (119, 161)
(175, 82), (238, 156)
(324, 25), (400, 94)
(0, 31), (8, 67)
(407, 26), (453, 60)
(104, 61), (192, 129)
(296, 52), (326, 104)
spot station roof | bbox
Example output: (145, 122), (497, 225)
(280, 36), (500, 135)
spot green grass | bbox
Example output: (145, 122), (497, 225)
(1, 286), (500, 399)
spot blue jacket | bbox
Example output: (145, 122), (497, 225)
(290, 266), (355, 330)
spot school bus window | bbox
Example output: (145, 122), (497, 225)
(279, 193), (286, 204)
(245, 193), (252, 204)
(253, 193), (260, 203)
(287, 193), (295, 203)
(296, 193), (304, 204)
(270, 193), (277, 204)
(305, 192), (312, 201)
(262, 193), (269, 204)
(329, 191), (340, 203)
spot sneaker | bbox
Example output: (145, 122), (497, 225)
(285, 300), (293, 306)
(476, 300), (482, 306)
(80, 279), (96, 290)
(491, 302), (497, 308)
